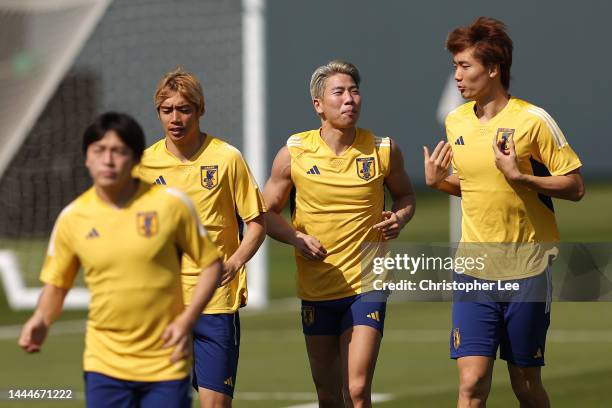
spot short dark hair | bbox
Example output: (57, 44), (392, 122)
(446, 17), (513, 90)
(82, 112), (145, 162)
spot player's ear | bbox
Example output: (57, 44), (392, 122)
(199, 103), (205, 117)
(488, 63), (500, 80)
(313, 98), (323, 114)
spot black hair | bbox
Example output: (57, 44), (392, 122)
(82, 112), (145, 161)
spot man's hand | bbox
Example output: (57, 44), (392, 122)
(220, 260), (241, 286)
(293, 231), (327, 261)
(373, 211), (405, 240)
(493, 134), (522, 181)
(161, 314), (192, 363)
(18, 313), (49, 353)
(424, 141), (453, 188)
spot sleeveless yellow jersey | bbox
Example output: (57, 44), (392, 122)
(446, 97), (582, 279)
(287, 128), (391, 301)
(136, 135), (266, 313)
(40, 181), (220, 382)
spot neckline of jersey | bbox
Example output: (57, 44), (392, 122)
(471, 96), (515, 127)
(162, 133), (210, 164)
(317, 127), (360, 157)
(91, 179), (147, 211)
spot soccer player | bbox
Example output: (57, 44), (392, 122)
(263, 60), (416, 407)
(136, 68), (266, 407)
(424, 17), (584, 407)
(18, 112), (223, 407)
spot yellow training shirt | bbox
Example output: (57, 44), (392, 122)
(287, 128), (391, 301)
(137, 135), (266, 313)
(40, 181), (220, 382)
(446, 97), (582, 279)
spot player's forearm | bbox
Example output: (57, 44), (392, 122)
(264, 211), (300, 247)
(35, 284), (68, 326)
(391, 193), (416, 227)
(184, 260), (222, 322)
(226, 215), (266, 268)
(511, 173), (585, 201)
(430, 175), (462, 197)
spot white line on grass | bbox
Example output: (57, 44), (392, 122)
(3, 321), (612, 343)
(281, 393), (394, 408)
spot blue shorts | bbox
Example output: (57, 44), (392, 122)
(84, 372), (190, 408)
(301, 291), (388, 336)
(450, 270), (552, 366)
(192, 312), (240, 398)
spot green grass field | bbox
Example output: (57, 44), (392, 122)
(0, 185), (610, 407)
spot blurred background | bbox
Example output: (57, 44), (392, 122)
(0, 0), (610, 406)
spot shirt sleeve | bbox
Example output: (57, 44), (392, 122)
(174, 193), (221, 270)
(229, 149), (267, 222)
(40, 209), (80, 289)
(530, 110), (582, 176)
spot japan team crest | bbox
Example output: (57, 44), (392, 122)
(495, 128), (515, 150)
(201, 165), (219, 190)
(453, 328), (461, 350)
(302, 306), (315, 326)
(356, 157), (376, 180)
(136, 212), (159, 237)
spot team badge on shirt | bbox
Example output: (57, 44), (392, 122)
(356, 157), (376, 180)
(200, 165), (219, 190)
(136, 212), (159, 237)
(496, 128), (515, 150)
(302, 306), (315, 326)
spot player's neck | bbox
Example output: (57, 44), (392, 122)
(319, 125), (356, 155)
(94, 178), (140, 208)
(165, 131), (205, 162)
(474, 87), (510, 123)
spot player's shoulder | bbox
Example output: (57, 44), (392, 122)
(515, 97), (558, 126)
(286, 129), (319, 149)
(56, 187), (98, 223)
(142, 139), (165, 159)
(445, 101), (476, 126)
(204, 134), (245, 161)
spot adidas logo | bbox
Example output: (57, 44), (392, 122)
(154, 175), (166, 185)
(533, 348), (543, 359)
(86, 228), (100, 239)
(224, 377), (234, 387)
(306, 165), (321, 175)
(366, 311), (381, 322)
(454, 136), (465, 145)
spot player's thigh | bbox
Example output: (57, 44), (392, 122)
(339, 325), (382, 388)
(84, 372), (138, 408)
(456, 356), (495, 390)
(198, 387), (232, 408)
(304, 335), (342, 389)
(140, 377), (192, 408)
(192, 313), (240, 399)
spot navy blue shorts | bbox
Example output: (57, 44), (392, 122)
(192, 312), (240, 398)
(301, 291), (388, 336)
(450, 270), (552, 366)
(84, 371), (191, 408)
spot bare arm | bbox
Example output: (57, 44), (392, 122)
(221, 214), (266, 285)
(423, 141), (461, 197)
(493, 136), (585, 201)
(263, 147), (327, 260)
(18, 283), (68, 353)
(373, 139), (416, 240)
